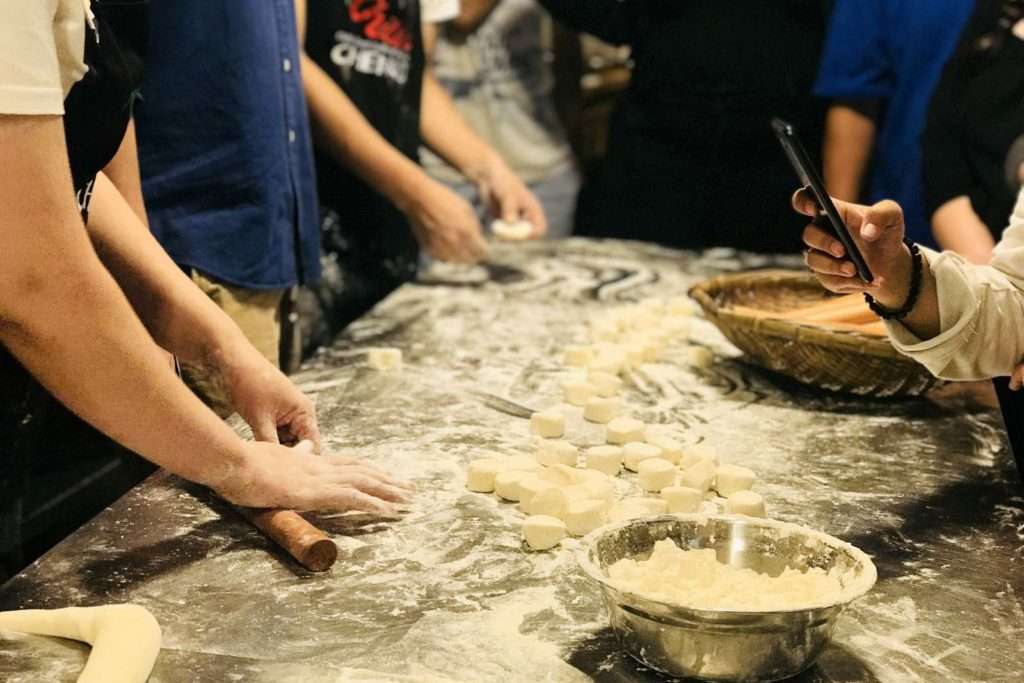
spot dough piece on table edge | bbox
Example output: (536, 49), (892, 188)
(523, 515), (567, 550)
(367, 348), (403, 371)
(0, 605), (161, 683)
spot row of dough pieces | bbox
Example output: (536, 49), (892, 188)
(469, 408), (764, 551)
(466, 296), (764, 550)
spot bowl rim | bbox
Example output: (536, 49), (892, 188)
(576, 513), (878, 616)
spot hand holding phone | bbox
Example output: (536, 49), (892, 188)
(772, 118), (874, 283)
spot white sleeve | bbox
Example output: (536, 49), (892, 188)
(421, 0), (460, 23)
(887, 187), (1024, 380)
(0, 0), (77, 115)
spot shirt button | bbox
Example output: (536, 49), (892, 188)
(289, 129), (297, 143)
(283, 58), (292, 73)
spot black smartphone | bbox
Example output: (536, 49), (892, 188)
(772, 118), (874, 283)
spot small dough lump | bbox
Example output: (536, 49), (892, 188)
(585, 445), (623, 476)
(715, 464), (757, 497)
(606, 417), (646, 445)
(522, 515), (566, 550)
(587, 370), (623, 397)
(492, 219), (533, 241)
(530, 410), (565, 438)
(584, 397), (623, 424)
(368, 348), (403, 371)
(536, 440), (579, 467)
(466, 459), (504, 493)
(565, 499), (608, 536)
(726, 490), (767, 517)
(562, 380), (597, 407)
(637, 458), (677, 492)
(661, 486), (703, 513)
(646, 435), (683, 465)
(563, 345), (594, 368)
(622, 442), (663, 472)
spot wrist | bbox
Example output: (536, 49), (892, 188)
(873, 242), (915, 309)
(392, 166), (438, 217)
(460, 148), (503, 187)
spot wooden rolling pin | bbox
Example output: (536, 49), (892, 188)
(236, 507), (338, 572)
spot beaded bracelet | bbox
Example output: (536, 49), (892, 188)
(864, 239), (922, 321)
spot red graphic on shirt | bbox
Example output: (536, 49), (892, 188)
(348, 0), (412, 52)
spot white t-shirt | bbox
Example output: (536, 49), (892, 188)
(0, 0), (89, 115)
(422, 0), (460, 24)
(422, 0), (573, 184)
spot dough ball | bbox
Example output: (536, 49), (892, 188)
(367, 348), (403, 371)
(536, 440), (579, 468)
(528, 487), (569, 519)
(646, 435), (683, 465)
(687, 346), (714, 369)
(584, 445), (623, 476)
(623, 442), (663, 472)
(517, 476), (556, 513)
(680, 444), (719, 470)
(565, 499), (608, 536)
(466, 459), (504, 493)
(579, 478), (615, 504)
(522, 515), (567, 551)
(715, 464), (756, 497)
(608, 497), (669, 522)
(530, 410), (565, 438)
(588, 347), (629, 376)
(587, 370), (623, 397)
(499, 454), (541, 472)
(725, 490), (766, 518)
(492, 219), (533, 241)
(606, 417), (646, 445)
(539, 464), (579, 486)
(562, 380), (597, 407)
(679, 458), (716, 492)
(495, 469), (532, 502)
(563, 345), (594, 368)
(662, 486), (703, 513)
(583, 397), (623, 424)
(637, 458), (677, 493)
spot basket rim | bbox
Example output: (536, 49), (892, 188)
(688, 269), (907, 361)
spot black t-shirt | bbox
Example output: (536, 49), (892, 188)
(305, 0), (425, 273)
(924, 1), (1024, 240)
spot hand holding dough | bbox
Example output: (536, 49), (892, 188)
(0, 605), (161, 683)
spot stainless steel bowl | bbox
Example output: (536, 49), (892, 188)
(577, 514), (877, 682)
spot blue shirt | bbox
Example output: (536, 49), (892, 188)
(814, 0), (975, 245)
(135, 0), (321, 289)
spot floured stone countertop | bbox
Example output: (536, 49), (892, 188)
(0, 239), (1021, 682)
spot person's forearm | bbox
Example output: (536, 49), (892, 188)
(0, 117), (247, 489)
(421, 71), (502, 185)
(932, 196), (996, 264)
(822, 104), (878, 202)
(102, 120), (148, 226)
(86, 173), (252, 369)
(301, 54), (433, 214)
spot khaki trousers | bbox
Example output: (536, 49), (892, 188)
(180, 270), (285, 418)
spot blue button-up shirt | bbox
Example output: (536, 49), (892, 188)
(135, 0), (321, 289)
(814, 0), (975, 246)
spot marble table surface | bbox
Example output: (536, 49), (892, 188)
(1, 239), (1021, 682)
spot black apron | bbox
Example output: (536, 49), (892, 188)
(306, 0), (425, 275)
(0, 1), (148, 575)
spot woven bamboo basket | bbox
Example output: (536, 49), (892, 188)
(689, 270), (940, 397)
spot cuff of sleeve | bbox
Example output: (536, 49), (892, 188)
(0, 86), (65, 115)
(885, 248), (979, 373)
